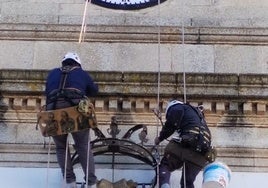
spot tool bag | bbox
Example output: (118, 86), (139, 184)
(180, 104), (212, 154)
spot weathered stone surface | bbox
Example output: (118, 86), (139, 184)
(0, 0), (268, 27)
(0, 24), (268, 72)
(1, 70), (268, 172)
(1, 0), (268, 175)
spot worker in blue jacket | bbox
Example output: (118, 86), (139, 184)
(154, 100), (213, 188)
(45, 52), (98, 188)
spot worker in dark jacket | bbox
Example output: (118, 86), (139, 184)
(154, 100), (213, 188)
(45, 52), (98, 188)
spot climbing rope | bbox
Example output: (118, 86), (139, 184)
(78, 2), (91, 187)
(181, 0), (187, 103)
(181, 1), (187, 187)
(155, 0), (162, 187)
(63, 135), (70, 187)
(79, 0), (90, 43)
(85, 129), (91, 188)
(154, 0), (188, 187)
(156, 0), (161, 136)
(46, 137), (52, 188)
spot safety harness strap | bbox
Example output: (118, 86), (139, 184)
(177, 104), (212, 153)
(48, 66), (83, 110)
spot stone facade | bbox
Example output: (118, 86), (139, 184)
(1, 70), (268, 172)
(0, 0), (267, 73)
(0, 0), (268, 177)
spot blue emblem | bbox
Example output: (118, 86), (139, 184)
(91, 0), (167, 10)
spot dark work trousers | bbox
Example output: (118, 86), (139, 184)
(159, 140), (208, 188)
(47, 99), (97, 185)
(53, 129), (97, 185)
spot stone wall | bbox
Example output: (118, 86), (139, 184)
(1, 0), (268, 27)
(1, 70), (268, 172)
(0, 0), (267, 73)
(0, 0), (268, 175)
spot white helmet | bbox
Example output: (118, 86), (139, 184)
(165, 100), (183, 114)
(62, 52), (81, 65)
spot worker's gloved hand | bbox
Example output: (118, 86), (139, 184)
(154, 137), (160, 145)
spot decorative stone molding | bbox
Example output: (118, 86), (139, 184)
(1, 69), (268, 114)
(1, 69), (268, 172)
(0, 24), (268, 45)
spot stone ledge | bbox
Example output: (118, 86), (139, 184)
(1, 99), (268, 119)
(0, 143), (267, 172)
(1, 70), (268, 172)
(0, 24), (268, 45)
(1, 70), (268, 99)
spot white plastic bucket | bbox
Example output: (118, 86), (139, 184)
(202, 162), (231, 188)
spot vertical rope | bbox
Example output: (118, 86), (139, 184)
(75, 1), (96, 186)
(63, 135), (69, 187)
(85, 129), (91, 187)
(156, 0), (161, 187)
(79, 0), (90, 43)
(78, 2), (91, 186)
(46, 137), (52, 188)
(182, 1), (187, 187)
(156, 1), (161, 135)
(181, 0), (187, 103)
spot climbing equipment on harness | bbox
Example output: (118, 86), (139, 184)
(77, 98), (98, 129)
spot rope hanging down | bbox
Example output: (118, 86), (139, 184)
(154, 1), (162, 187)
(45, 137), (52, 188)
(154, 0), (187, 187)
(181, 1), (187, 187)
(156, 0), (161, 138)
(79, 0), (90, 43)
(181, 0), (187, 103)
(79, 1), (91, 187)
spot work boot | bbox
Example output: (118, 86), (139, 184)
(202, 181), (223, 188)
(160, 183), (170, 188)
(66, 181), (77, 188)
(87, 184), (97, 188)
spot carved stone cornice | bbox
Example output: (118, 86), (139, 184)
(1, 23), (268, 45)
(1, 69), (268, 172)
(1, 69), (268, 100)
